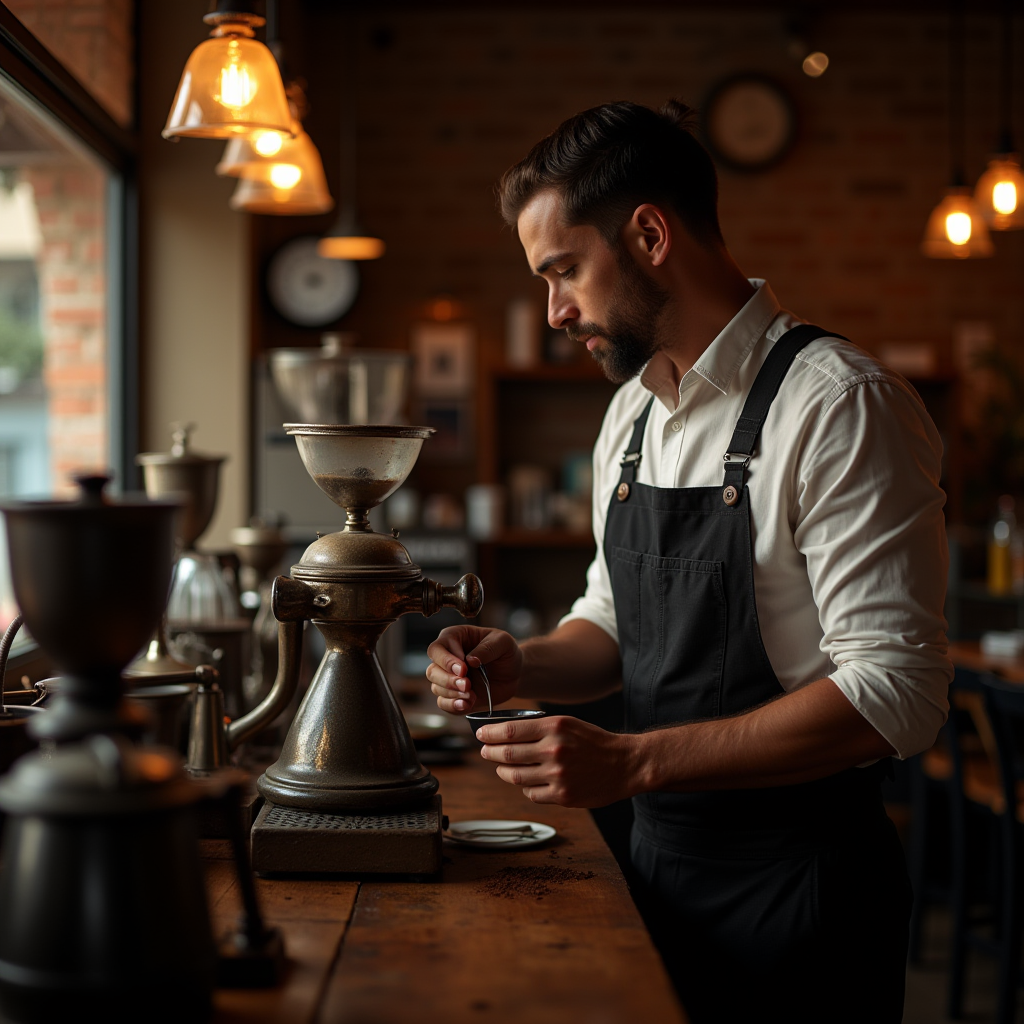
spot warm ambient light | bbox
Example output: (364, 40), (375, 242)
(974, 155), (1024, 230)
(802, 51), (829, 77)
(945, 211), (972, 245)
(216, 43), (257, 109)
(162, 4), (292, 140)
(269, 164), (301, 189)
(316, 234), (386, 260)
(253, 130), (284, 156)
(228, 140), (333, 215)
(921, 187), (994, 258)
(217, 119), (333, 215)
(994, 181), (1017, 214)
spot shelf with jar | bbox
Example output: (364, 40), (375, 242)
(462, 303), (615, 631)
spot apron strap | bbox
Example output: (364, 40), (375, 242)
(619, 396), (655, 483)
(723, 324), (848, 492)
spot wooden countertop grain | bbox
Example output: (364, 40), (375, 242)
(208, 751), (686, 1024)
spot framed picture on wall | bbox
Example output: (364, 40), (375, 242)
(411, 322), (475, 397)
(414, 398), (473, 461)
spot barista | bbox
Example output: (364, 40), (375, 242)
(426, 101), (951, 1024)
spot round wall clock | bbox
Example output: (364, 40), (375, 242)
(702, 75), (798, 172)
(265, 236), (359, 327)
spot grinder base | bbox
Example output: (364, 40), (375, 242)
(251, 796), (443, 876)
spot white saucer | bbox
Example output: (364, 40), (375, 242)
(445, 819), (556, 849)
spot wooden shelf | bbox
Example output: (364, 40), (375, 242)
(483, 528), (595, 548)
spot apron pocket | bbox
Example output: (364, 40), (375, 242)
(609, 548), (727, 728)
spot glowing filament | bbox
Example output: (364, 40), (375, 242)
(269, 164), (302, 189)
(253, 131), (284, 157)
(216, 44), (256, 110)
(993, 180), (1018, 216)
(945, 211), (972, 245)
(802, 52), (829, 78)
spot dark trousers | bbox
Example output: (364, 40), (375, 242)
(630, 814), (912, 1024)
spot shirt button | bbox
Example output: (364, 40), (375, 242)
(671, 420), (682, 432)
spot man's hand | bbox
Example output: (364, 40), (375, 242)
(426, 625), (522, 715)
(475, 716), (643, 808)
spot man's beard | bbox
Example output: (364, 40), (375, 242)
(566, 248), (669, 384)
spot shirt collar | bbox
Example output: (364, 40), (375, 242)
(640, 279), (781, 411)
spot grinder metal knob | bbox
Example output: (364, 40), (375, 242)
(422, 573), (483, 618)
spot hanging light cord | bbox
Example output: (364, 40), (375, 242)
(949, 0), (966, 186)
(998, 0), (1015, 153)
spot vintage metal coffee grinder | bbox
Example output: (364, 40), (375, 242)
(251, 424), (483, 875)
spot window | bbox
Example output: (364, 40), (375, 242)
(0, 10), (133, 646)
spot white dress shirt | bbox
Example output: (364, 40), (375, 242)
(561, 279), (952, 760)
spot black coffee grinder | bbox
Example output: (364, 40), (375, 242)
(0, 475), (276, 1022)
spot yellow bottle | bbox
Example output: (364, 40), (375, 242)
(988, 495), (1016, 595)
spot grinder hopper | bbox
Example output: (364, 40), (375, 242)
(252, 425), (482, 874)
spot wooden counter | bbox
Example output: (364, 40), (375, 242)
(949, 640), (1024, 685)
(207, 753), (686, 1024)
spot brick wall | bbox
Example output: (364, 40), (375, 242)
(257, 6), (1024, 369)
(24, 164), (107, 494)
(5, 0), (134, 127)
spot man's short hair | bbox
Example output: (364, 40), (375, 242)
(498, 99), (723, 248)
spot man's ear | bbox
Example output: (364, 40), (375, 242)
(628, 204), (672, 267)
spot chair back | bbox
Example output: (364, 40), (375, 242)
(982, 676), (1024, 823)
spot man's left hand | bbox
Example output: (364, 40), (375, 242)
(475, 716), (643, 808)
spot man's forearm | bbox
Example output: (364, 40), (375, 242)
(518, 619), (622, 704)
(632, 676), (897, 792)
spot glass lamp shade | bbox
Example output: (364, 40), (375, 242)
(216, 121), (332, 199)
(317, 208), (385, 260)
(163, 23), (293, 140)
(921, 187), (994, 259)
(974, 155), (1024, 230)
(317, 234), (386, 260)
(228, 150), (334, 215)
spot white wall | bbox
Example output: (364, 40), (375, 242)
(138, 0), (249, 548)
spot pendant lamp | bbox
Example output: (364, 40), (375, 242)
(217, 94), (334, 214)
(317, 29), (385, 261)
(163, 0), (292, 141)
(922, 0), (993, 259)
(227, 137), (334, 215)
(974, 1), (1024, 230)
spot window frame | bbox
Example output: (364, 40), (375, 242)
(0, 8), (138, 682)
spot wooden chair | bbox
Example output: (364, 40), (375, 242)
(980, 676), (1024, 1024)
(909, 668), (1002, 980)
(946, 673), (1004, 1018)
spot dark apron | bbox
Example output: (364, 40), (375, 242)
(606, 325), (912, 1024)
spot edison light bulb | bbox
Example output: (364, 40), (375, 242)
(269, 164), (302, 189)
(945, 211), (973, 245)
(253, 131), (284, 157)
(215, 41), (257, 110)
(993, 180), (1018, 216)
(802, 52), (829, 78)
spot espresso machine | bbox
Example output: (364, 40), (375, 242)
(250, 424), (483, 875)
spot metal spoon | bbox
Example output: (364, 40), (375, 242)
(475, 663), (493, 715)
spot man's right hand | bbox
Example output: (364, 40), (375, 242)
(426, 625), (523, 715)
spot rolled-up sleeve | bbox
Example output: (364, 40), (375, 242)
(794, 375), (952, 760)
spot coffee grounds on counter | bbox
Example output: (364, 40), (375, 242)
(479, 866), (596, 900)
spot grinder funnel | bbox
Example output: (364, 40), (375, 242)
(285, 424), (431, 528)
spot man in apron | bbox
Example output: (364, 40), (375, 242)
(427, 100), (950, 1024)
